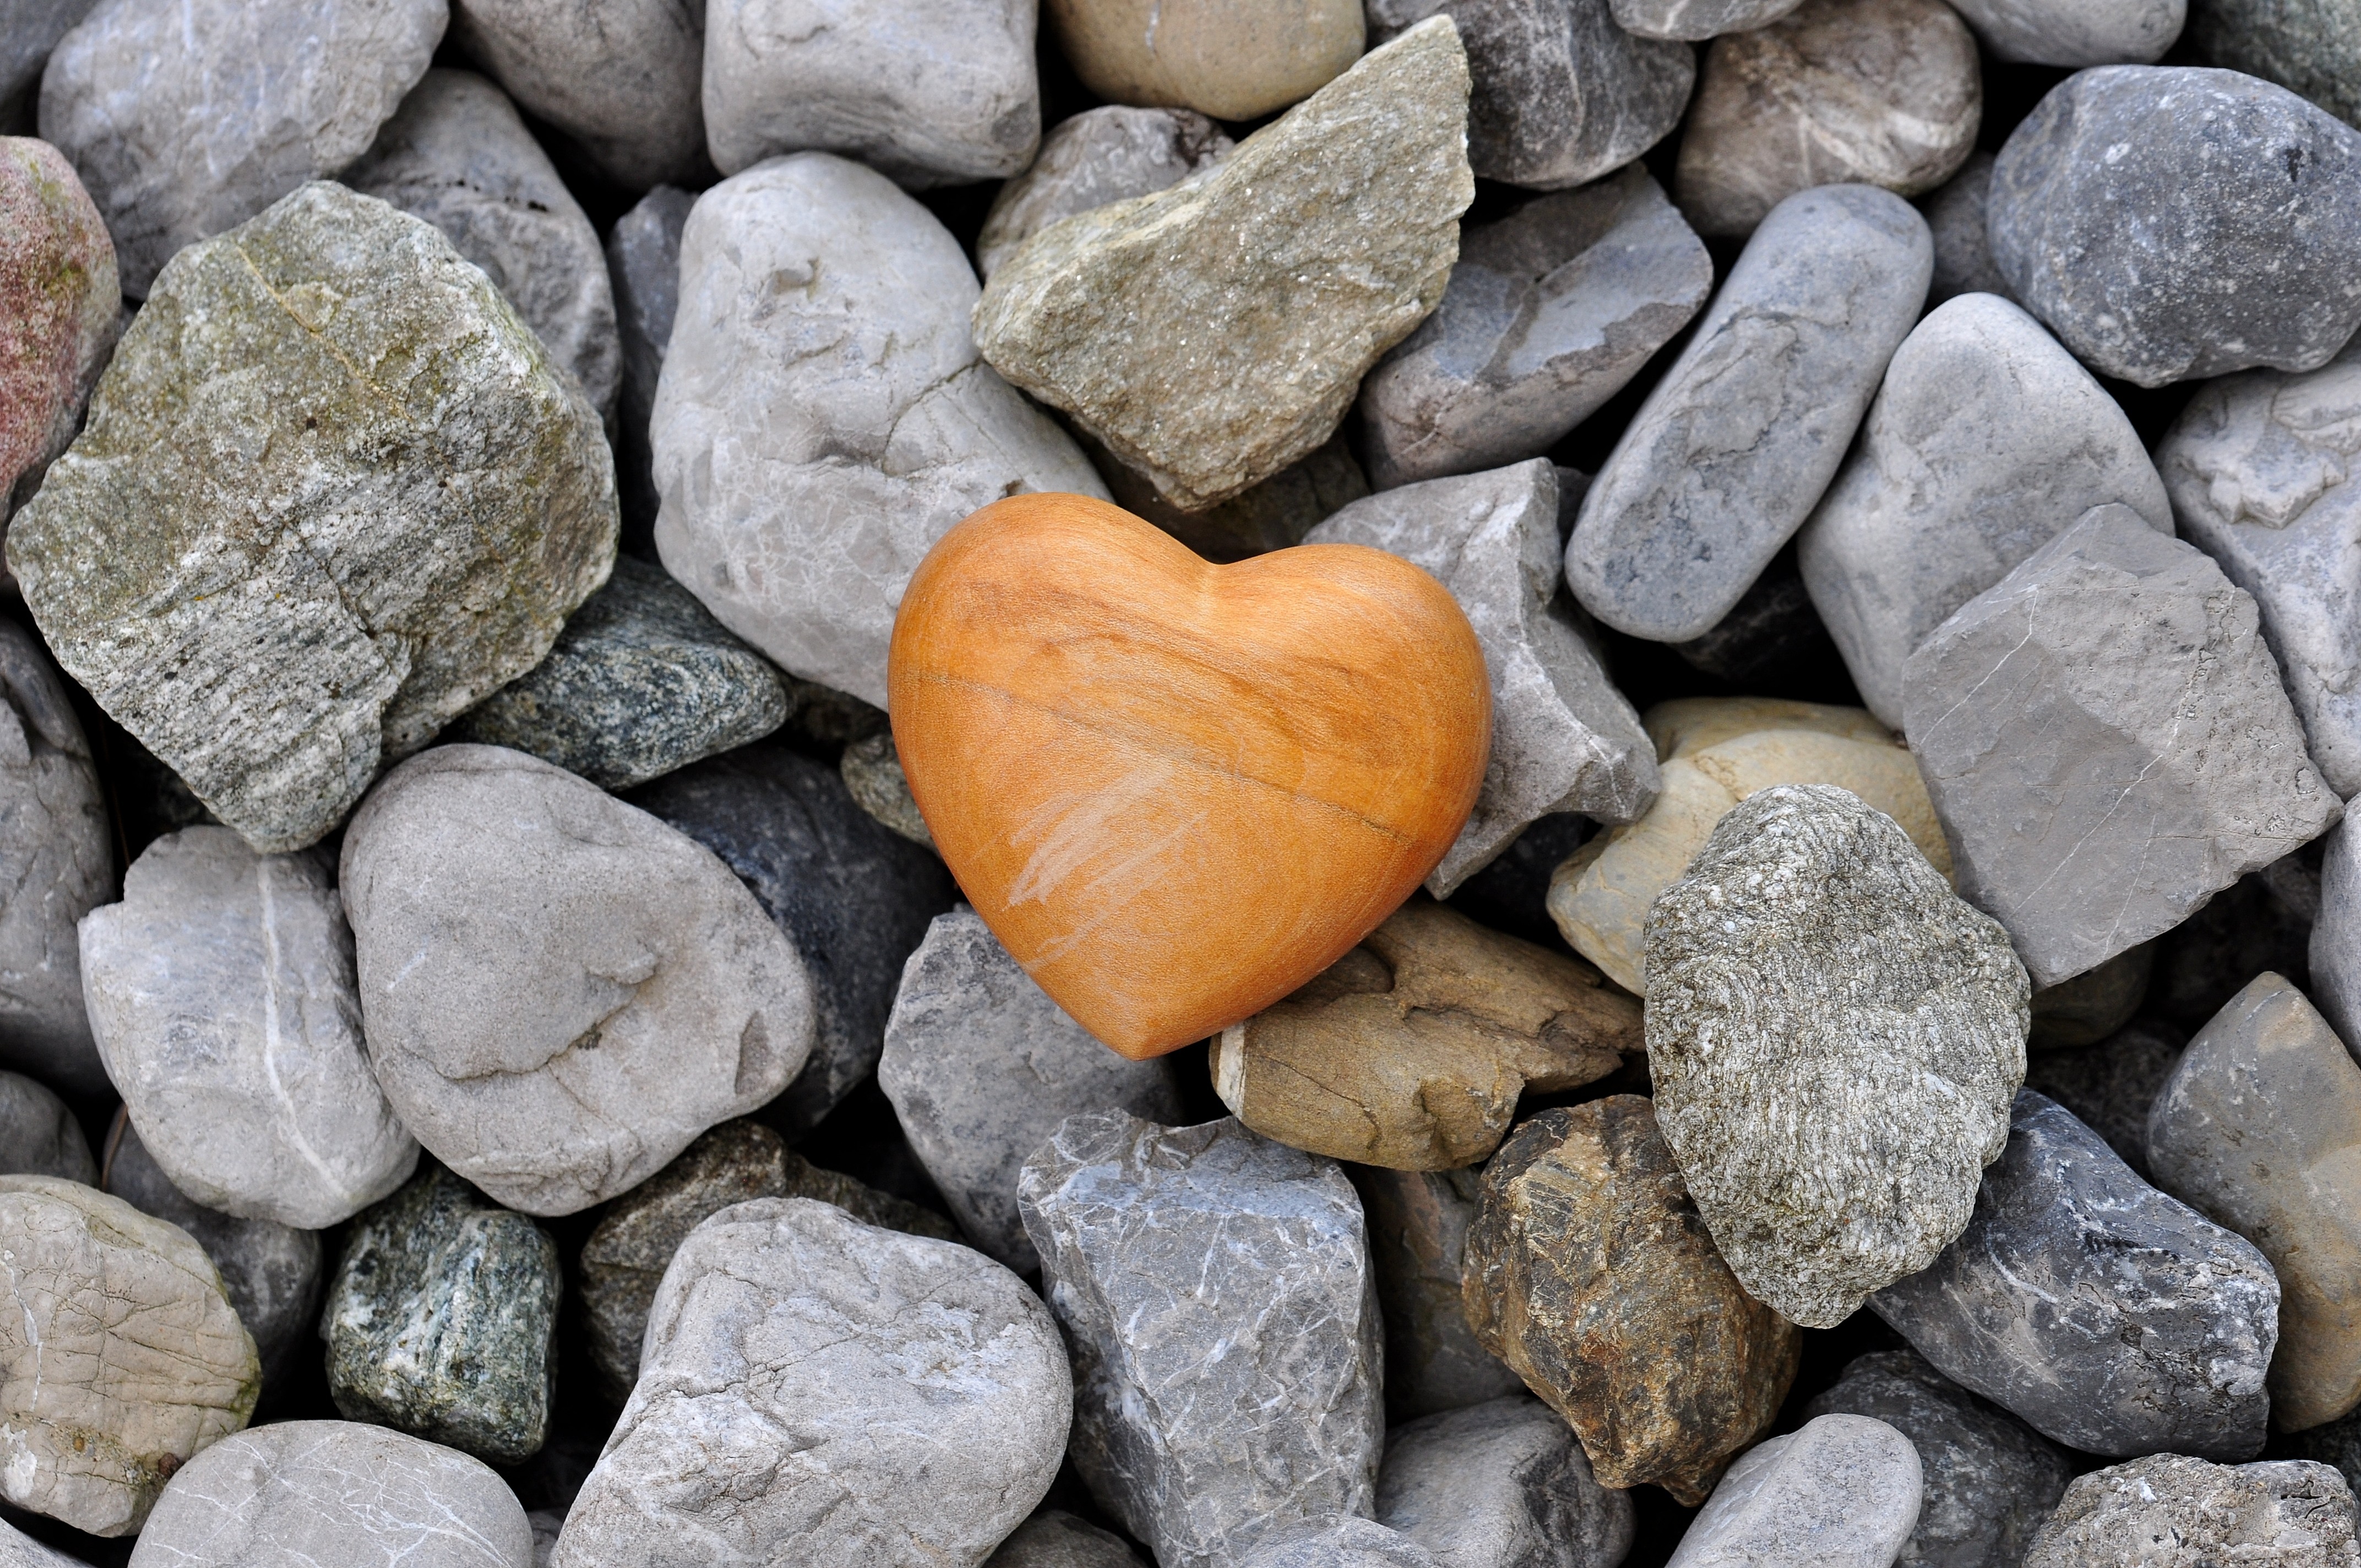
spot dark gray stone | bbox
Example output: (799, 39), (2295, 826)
(1, 0), (95, 127)
(840, 733), (933, 849)
(1347, 1167), (1526, 1422)
(2022, 1019), (2184, 1178)
(1607, 0), (1804, 41)
(606, 184), (691, 552)
(2280, 1405), (2361, 1502)
(2160, 852), (2317, 1031)
(2312, 821), (2361, 1054)
(1921, 153), (2012, 307)
(1669, 552), (1842, 687)
(2028, 941), (2154, 1050)
(983, 1509), (1147, 1568)
(2189, 0), (2361, 130)
(0, 1070), (91, 1184)
(2024, 1454), (2361, 1566)
(1375, 1396), (1635, 1568)
(448, 0), (706, 191)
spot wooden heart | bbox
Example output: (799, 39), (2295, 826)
(888, 492), (1491, 1059)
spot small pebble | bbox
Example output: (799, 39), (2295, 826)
(839, 733), (935, 848)
(604, 184), (692, 546)
(986, 1510), (1148, 1568)
(1948, 0), (2182, 62)
(1919, 153), (2013, 306)
(2028, 941), (2155, 1049)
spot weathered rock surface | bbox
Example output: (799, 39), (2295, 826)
(1046, 0), (1363, 120)
(1212, 896), (1636, 1169)
(653, 152), (1102, 708)
(1565, 184), (1931, 643)
(1920, 153), (2011, 307)
(1666, 1415), (1923, 1568)
(0, 1071), (91, 1183)
(978, 106), (1231, 281)
(2022, 1019), (2184, 1178)
(1462, 1097), (1800, 1505)
(449, 0), (704, 190)
(556, 1197), (1068, 1568)
(1800, 292), (2172, 728)
(986, 1510), (1148, 1568)
(1377, 1396), (1635, 1568)
(1903, 503), (2341, 989)
(0, 1176), (258, 1536)
(1018, 1113), (1383, 1568)
(1873, 1090), (2281, 1460)
(973, 20), (1471, 513)
(606, 184), (691, 546)
(2189, 0), (2360, 129)
(1989, 66), (2361, 387)
(0, 138), (116, 530)
(1608, 0), (1805, 40)
(1305, 461), (1658, 889)
(840, 733), (934, 848)
(1237, 1520), (1448, 1568)
(36, 0), (445, 297)
(1348, 1167), (1525, 1422)
(2030, 940), (2154, 1049)
(1950, 0), (2181, 62)
(2025, 1455), (2361, 1567)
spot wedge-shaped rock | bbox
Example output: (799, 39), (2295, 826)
(2025, 1455), (2361, 1567)
(977, 106), (1232, 282)
(1348, 1168), (1525, 1420)
(450, 0), (705, 190)
(1665, 1415), (1922, 1568)
(1377, 1396), (1635, 1568)
(0, 138), (117, 532)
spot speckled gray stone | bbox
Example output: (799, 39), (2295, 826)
(0, 1070), (90, 1183)
(839, 733), (934, 849)
(985, 1511), (1146, 1568)
(1872, 1090), (2281, 1461)
(1666, 1415), (1923, 1568)
(2024, 1455), (2361, 1567)
(606, 185), (692, 547)
(1018, 1113), (1383, 1568)
(1948, 0), (2182, 63)
(1347, 1167), (1525, 1422)
(2189, 0), (2361, 129)
(449, 0), (704, 190)
(1377, 1396), (1635, 1568)
(2022, 1019), (2184, 1179)
(1921, 154), (2012, 307)
(977, 106), (1231, 281)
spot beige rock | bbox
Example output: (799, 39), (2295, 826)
(1212, 897), (1637, 1169)
(1043, 0), (1364, 120)
(1547, 698), (1949, 993)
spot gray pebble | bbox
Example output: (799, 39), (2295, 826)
(2189, 0), (2361, 130)
(1377, 1396), (1635, 1568)
(986, 1510), (1147, 1568)
(2024, 1454), (2361, 1566)
(1920, 154), (2013, 307)
(0, 1070), (90, 1184)
(978, 106), (1230, 282)
(606, 185), (692, 548)
(1347, 1167), (1526, 1422)
(449, 0), (704, 190)
(1946, 0), (2182, 63)
(1666, 1415), (1923, 1568)
(2029, 941), (2154, 1049)
(2021, 1018), (2184, 1178)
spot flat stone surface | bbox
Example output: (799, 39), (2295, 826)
(1305, 462), (1659, 891)
(978, 106), (1231, 281)
(0, 1071), (90, 1183)
(1462, 1097), (1799, 1505)
(1921, 153), (2011, 307)
(1355, 171), (1709, 490)
(1378, 1396), (1635, 1568)
(450, 0), (704, 189)
(1236, 1521), (1446, 1568)
(606, 185), (692, 548)
(1951, 0), (2181, 61)
(1212, 897), (1637, 1169)
(2025, 1455), (2361, 1566)
(1667, 1415), (1922, 1568)
(1799, 291), (2172, 728)
(554, 1197), (1068, 1568)
(37, 0), (444, 297)
(1045, 0), (1363, 120)
(973, 20), (1470, 512)
(840, 733), (934, 848)
(2022, 1019), (2184, 1179)
(1903, 503), (2341, 989)
(1609, 0), (1805, 39)
(986, 1510), (1146, 1568)
(0, 1175), (258, 1536)
(1873, 1090), (2281, 1461)
(2190, 0), (2360, 129)
(0, 138), (116, 530)
(1018, 1113), (1383, 1568)
(1347, 1168), (1525, 1422)
(127, 1420), (534, 1568)
(652, 152), (1102, 708)
(1989, 66), (2361, 387)
(1565, 184), (1930, 643)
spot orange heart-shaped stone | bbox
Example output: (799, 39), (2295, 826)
(888, 492), (1491, 1059)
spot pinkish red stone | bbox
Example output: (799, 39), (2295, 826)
(0, 137), (118, 530)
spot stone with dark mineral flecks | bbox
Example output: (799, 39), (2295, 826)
(839, 733), (934, 849)
(1377, 1396), (1635, 1568)
(2021, 1019), (2184, 1178)
(2023, 1454), (2361, 1567)
(1348, 1166), (1527, 1423)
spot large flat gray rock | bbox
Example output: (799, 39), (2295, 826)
(449, 0), (704, 189)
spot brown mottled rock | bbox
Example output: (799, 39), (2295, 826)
(1043, 0), (1364, 121)
(1348, 1167), (1526, 1421)
(0, 138), (116, 532)
(1462, 1098), (1800, 1505)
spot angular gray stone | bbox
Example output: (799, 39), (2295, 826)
(977, 106), (1231, 282)
(840, 733), (934, 849)
(1903, 503), (2342, 989)
(606, 185), (692, 547)
(449, 0), (704, 190)
(36, 0), (445, 296)
(2189, 0), (2361, 130)
(1238, 1521), (1446, 1568)
(1347, 1167), (1525, 1422)
(1018, 1113), (1384, 1568)
(878, 908), (1182, 1272)
(653, 151), (1103, 709)
(1305, 461), (1658, 894)
(1799, 291), (2172, 728)
(1666, 1415), (1923, 1568)
(2024, 1455), (2361, 1567)
(0, 1070), (91, 1183)
(340, 744), (815, 1216)
(1872, 1090), (2281, 1461)
(1566, 184), (1931, 643)
(128, 1420), (534, 1568)
(553, 1197), (1069, 1568)
(1607, 0), (1804, 40)
(1921, 153), (2012, 307)
(2022, 1018), (2184, 1179)
(986, 1511), (1147, 1568)
(1645, 783), (2030, 1328)
(1989, 66), (2361, 388)
(1354, 168), (1711, 490)
(1948, 0), (2182, 63)
(1376, 1396), (1635, 1568)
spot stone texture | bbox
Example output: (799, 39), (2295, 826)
(1921, 153), (2011, 307)
(1, 1), (96, 127)
(1873, 1089), (2281, 1460)
(1305, 461), (1659, 890)
(0, 1518), (85, 1568)
(322, 1164), (559, 1463)
(1237, 1521), (1447, 1568)
(1666, 1415), (1923, 1568)
(2025, 1455), (2361, 1567)
(1086, 429), (1373, 563)
(555, 1197), (1068, 1568)
(2022, 1019), (2184, 1179)
(36, 0), (445, 297)
(973, 19), (1471, 513)
(840, 733), (934, 848)
(1356, 172), (1708, 493)
(1018, 1113), (1383, 1568)
(1903, 503), (2342, 990)
(606, 185), (691, 548)
(1047, 0), (1364, 121)
(1952, 0), (2182, 61)
(986, 1511), (1147, 1568)
(1347, 1167), (1525, 1422)
(2030, 940), (2155, 1049)
(1565, 184), (1931, 643)
(2190, 0), (2361, 130)
(450, 0), (704, 190)
(1212, 897), (1637, 1169)
(977, 106), (1231, 282)
(0, 1175), (258, 1536)
(0, 1071), (90, 1183)
(1989, 66), (2361, 388)
(1377, 1396), (1635, 1568)
(2317, 824), (2361, 1053)
(653, 153), (1102, 709)
(1608, 0), (1805, 39)
(0, 138), (116, 530)
(7, 182), (617, 854)
(128, 1420), (534, 1568)
(1462, 1097), (1800, 1506)
(629, 743), (953, 1134)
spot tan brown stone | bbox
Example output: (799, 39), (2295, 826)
(1042, 0), (1365, 121)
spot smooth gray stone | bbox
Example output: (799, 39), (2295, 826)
(1798, 291), (2172, 728)
(1377, 1396), (1635, 1568)
(985, 1510), (1146, 1568)
(1305, 461), (1659, 894)
(606, 186), (693, 549)
(2189, 0), (2361, 129)
(0, 1070), (90, 1183)
(0, 1517), (85, 1567)
(1347, 1167), (1526, 1422)
(1872, 1090), (2281, 1461)
(1356, 167), (1711, 490)
(977, 106), (1231, 282)
(0, 0), (95, 127)
(1666, 1415), (1922, 1568)
(1902, 504), (2341, 989)
(1946, 0), (2182, 62)
(1566, 184), (1930, 643)
(449, 0), (704, 190)
(1804, 1349), (2072, 1568)
(1921, 154), (2011, 307)
(2022, 1019), (2184, 1179)
(2315, 820), (2361, 1052)
(1606, 0), (1804, 41)
(2023, 1455), (2361, 1566)
(36, 0), (446, 297)
(1989, 66), (2361, 388)
(878, 908), (1180, 1272)
(1018, 1113), (1384, 1568)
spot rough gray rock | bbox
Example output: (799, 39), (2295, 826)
(1644, 783), (2030, 1329)
(449, 0), (704, 190)
(1354, 168), (1711, 490)
(1799, 291), (2172, 729)
(1376, 1396), (1635, 1568)
(6, 182), (618, 855)
(1607, 0), (1804, 40)
(554, 1197), (1069, 1568)
(2189, 0), (2361, 130)
(1949, 0), (2182, 62)
(1921, 154), (2011, 307)
(2024, 1455), (2361, 1567)
(2022, 1019), (2185, 1179)
(1989, 66), (2361, 388)
(1566, 184), (1931, 643)
(0, 1070), (91, 1183)
(128, 1420), (534, 1568)
(1347, 1167), (1525, 1422)
(1872, 1090), (2281, 1461)
(977, 106), (1231, 282)
(606, 185), (692, 547)
(652, 151), (1103, 709)
(36, 0), (445, 296)
(1018, 1113), (1383, 1568)
(1305, 461), (1658, 893)
(1666, 1415), (1923, 1568)
(1, 0), (96, 126)
(1903, 503), (2341, 990)
(2316, 821), (2361, 1052)
(985, 1511), (1147, 1568)
(340, 744), (814, 1217)
(1238, 1521), (1448, 1568)
(878, 908), (1182, 1272)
